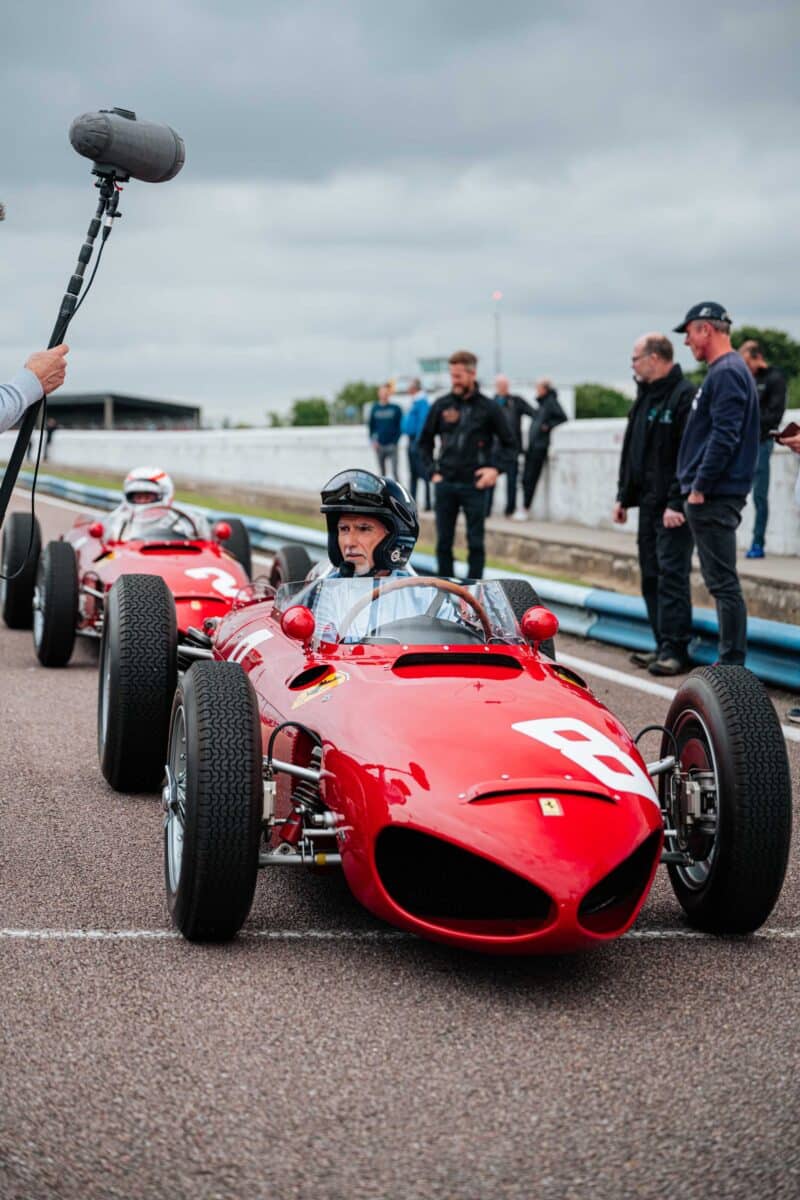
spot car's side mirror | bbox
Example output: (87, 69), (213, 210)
(520, 605), (559, 648)
(281, 605), (316, 649)
(214, 520), (232, 541)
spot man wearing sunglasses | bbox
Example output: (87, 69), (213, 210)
(417, 349), (515, 579)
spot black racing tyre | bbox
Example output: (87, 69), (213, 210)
(98, 574), (177, 793)
(164, 661), (263, 941)
(270, 543), (314, 587)
(224, 518), (252, 579)
(33, 540), (78, 667)
(1, 511), (41, 629)
(660, 666), (792, 934)
(498, 577), (556, 660)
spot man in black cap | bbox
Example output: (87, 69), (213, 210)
(673, 302), (759, 665)
(613, 332), (695, 675)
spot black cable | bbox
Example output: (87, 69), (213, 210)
(266, 720), (323, 766)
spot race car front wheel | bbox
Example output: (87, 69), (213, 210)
(164, 661), (263, 942)
(660, 666), (791, 933)
(224, 518), (252, 579)
(270, 543), (314, 588)
(1, 511), (41, 629)
(98, 574), (177, 793)
(33, 540), (78, 667)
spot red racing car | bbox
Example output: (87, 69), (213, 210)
(1, 502), (252, 671)
(98, 568), (792, 954)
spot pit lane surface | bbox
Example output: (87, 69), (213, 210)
(2, 493), (798, 1200)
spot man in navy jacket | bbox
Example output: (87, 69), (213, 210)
(674, 302), (759, 665)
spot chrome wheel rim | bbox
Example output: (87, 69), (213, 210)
(670, 707), (720, 889)
(164, 704), (187, 893)
(32, 562), (45, 648)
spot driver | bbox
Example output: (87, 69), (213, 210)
(103, 465), (176, 539)
(320, 468), (419, 577)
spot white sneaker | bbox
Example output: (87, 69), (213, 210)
(512, 509), (528, 521)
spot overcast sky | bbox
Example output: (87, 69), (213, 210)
(2, 1), (799, 422)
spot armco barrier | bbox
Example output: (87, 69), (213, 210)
(19, 472), (800, 690)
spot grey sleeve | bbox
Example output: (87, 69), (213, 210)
(0, 369), (43, 434)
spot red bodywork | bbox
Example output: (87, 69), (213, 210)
(214, 594), (665, 955)
(64, 512), (250, 638)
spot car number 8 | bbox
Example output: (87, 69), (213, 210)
(512, 717), (658, 804)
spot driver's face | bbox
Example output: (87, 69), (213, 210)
(337, 516), (386, 575)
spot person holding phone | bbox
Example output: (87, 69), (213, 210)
(776, 421), (800, 723)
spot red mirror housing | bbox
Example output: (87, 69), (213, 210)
(520, 605), (559, 646)
(214, 521), (232, 541)
(281, 605), (316, 646)
(88, 521), (104, 540)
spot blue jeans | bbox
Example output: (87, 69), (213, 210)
(684, 494), (747, 665)
(434, 480), (488, 579)
(750, 438), (773, 547)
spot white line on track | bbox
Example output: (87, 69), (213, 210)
(1, 927), (798, 942)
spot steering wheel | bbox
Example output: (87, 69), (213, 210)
(337, 576), (493, 640)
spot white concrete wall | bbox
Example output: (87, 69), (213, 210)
(4, 412), (799, 554)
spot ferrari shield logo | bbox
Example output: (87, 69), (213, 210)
(539, 797), (563, 817)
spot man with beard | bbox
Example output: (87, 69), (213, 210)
(613, 332), (695, 675)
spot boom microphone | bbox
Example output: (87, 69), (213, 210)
(69, 107), (185, 183)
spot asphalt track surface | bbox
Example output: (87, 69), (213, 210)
(2, 493), (798, 1200)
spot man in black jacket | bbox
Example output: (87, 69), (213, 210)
(418, 349), (515, 578)
(613, 332), (695, 675)
(517, 379), (568, 517)
(738, 339), (787, 558)
(485, 374), (538, 516)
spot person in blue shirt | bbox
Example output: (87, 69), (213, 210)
(368, 384), (404, 479)
(0, 346), (69, 434)
(673, 302), (759, 665)
(401, 378), (431, 510)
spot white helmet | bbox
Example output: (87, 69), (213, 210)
(123, 465), (174, 507)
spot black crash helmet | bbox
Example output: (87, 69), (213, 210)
(320, 468), (419, 573)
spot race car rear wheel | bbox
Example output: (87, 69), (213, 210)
(164, 661), (262, 941)
(224, 518), (252, 579)
(98, 573), (177, 793)
(498, 578), (556, 660)
(33, 540), (78, 667)
(660, 666), (791, 933)
(1, 511), (41, 629)
(270, 543), (314, 588)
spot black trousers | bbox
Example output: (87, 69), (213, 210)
(407, 444), (430, 510)
(522, 446), (548, 509)
(435, 480), (488, 579)
(485, 456), (520, 516)
(637, 502), (694, 659)
(684, 494), (747, 665)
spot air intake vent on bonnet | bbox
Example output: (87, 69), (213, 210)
(375, 828), (553, 923)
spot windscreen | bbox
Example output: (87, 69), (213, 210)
(274, 576), (524, 648)
(119, 504), (208, 543)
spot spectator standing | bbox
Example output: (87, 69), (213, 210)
(418, 349), (515, 579)
(368, 384), (403, 479)
(516, 378), (567, 519)
(674, 302), (759, 666)
(613, 333), (695, 675)
(738, 339), (787, 558)
(401, 378), (431, 510)
(485, 374), (537, 517)
(43, 416), (58, 462)
(0, 345), (69, 435)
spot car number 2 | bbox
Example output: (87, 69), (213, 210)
(184, 566), (241, 598)
(512, 717), (658, 805)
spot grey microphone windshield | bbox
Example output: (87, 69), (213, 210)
(69, 108), (185, 183)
